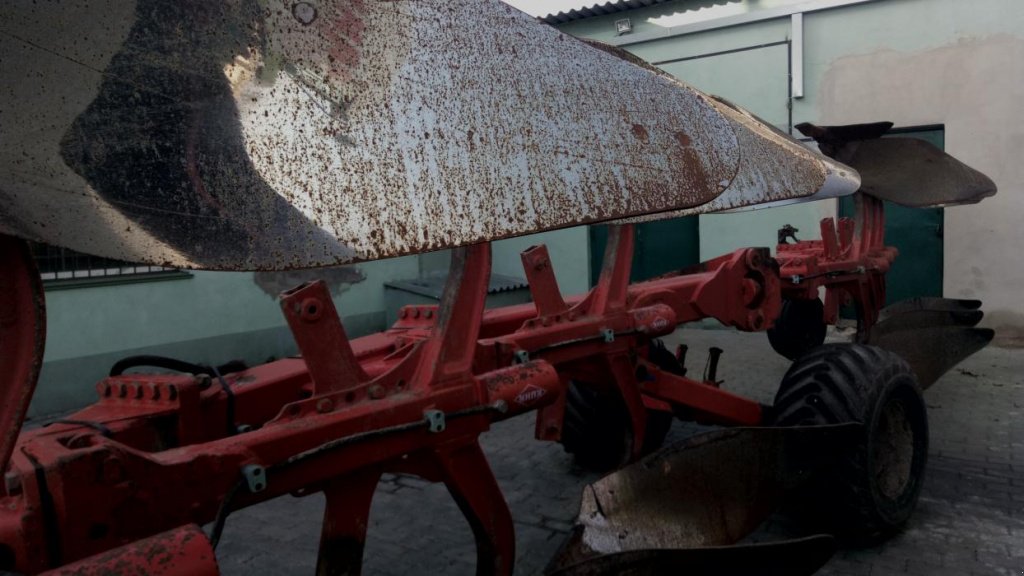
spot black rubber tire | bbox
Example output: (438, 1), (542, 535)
(561, 341), (676, 472)
(768, 298), (828, 360)
(771, 344), (929, 542)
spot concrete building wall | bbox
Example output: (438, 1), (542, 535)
(806, 1), (1024, 342)
(550, 0), (1023, 340)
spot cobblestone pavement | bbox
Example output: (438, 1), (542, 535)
(216, 329), (1024, 575)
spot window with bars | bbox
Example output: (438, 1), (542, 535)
(29, 243), (191, 287)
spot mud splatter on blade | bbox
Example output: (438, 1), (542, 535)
(547, 425), (858, 574)
(612, 86), (860, 224)
(2, 1), (857, 270)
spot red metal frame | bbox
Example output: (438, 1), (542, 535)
(776, 194), (896, 337)
(0, 235), (46, 478)
(0, 205), (892, 573)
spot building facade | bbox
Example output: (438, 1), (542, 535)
(538, 0), (1023, 336)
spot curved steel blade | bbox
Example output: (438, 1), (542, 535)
(877, 297), (983, 323)
(613, 93), (859, 224)
(841, 138), (996, 207)
(796, 123), (997, 208)
(547, 535), (836, 576)
(2, 1), (856, 270)
(872, 309), (984, 335)
(547, 424), (858, 573)
(868, 326), (994, 389)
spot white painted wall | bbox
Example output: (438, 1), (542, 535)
(558, 0), (1024, 339)
(808, 1), (1024, 339)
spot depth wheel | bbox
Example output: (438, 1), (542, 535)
(561, 341), (676, 472)
(771, 343), (928, 541)
(768, 298), (827, 360)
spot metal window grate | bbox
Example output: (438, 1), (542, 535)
(29, 242), (182, 283)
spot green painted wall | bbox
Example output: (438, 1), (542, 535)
(29, 255), (419, 418)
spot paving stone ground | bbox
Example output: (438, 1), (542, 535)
(215, 328), (1024, 575)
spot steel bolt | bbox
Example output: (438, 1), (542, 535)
(316, 398), (334, 413)
(368, 385), (386, 400)
(300, 297), (323, 322)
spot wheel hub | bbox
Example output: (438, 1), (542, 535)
(873, 398), (915, 500)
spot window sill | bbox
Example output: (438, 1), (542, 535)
(42, 271), (194, 291)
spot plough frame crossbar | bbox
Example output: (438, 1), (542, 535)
(0, 220), (785, 575)
(0, 185), (985, 575)
(776, 193), (895, 335)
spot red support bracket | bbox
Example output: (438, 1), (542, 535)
(585, 224), (634, 315)
(416, 243), (492, 385)
(315, 468), (382, 575)
(0, 235), (45, 479)
(281, 281), (368, 395)
(606, 352), (649, 462)
(520, 245), (568, 318)
(435, 441), (515, 576)
(838, 217), (855, 257)
(820, 217), (839, 261)
(640, 366), (763, 426)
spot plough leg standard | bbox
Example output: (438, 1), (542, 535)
(0, 182), (995, 575)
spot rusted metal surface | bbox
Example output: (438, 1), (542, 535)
(0, 235), (46, 476)
(797, 122), (997, 208)
(868, 303), (994, 389)
(614, 98), (861, 225)
(546, 424), (857, 573)
(1, 0), (861, 270)
(547, 536), (836, 576)
(38, 525), (219, 576)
